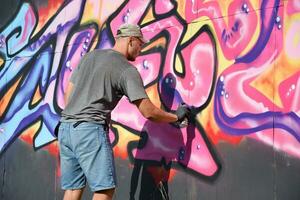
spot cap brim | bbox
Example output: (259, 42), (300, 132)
(139, 37), (149, 44)
(115, 34), (149, 44)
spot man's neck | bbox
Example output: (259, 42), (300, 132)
(113, 44), (127, 58)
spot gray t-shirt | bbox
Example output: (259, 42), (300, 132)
(60, 49), (148, 124)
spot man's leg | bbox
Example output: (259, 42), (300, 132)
(63, 188), (84, 200)
(77, 124), (117, 200)
(93, 188), (115, 200)
(58, 123), (86, 200)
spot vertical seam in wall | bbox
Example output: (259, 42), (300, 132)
(273, 7), (277, 199)
(54, 153), (58, 200)
(1, 153), (6, 200)
(273, 107), (277, 200)
(54, 163), (56, 200)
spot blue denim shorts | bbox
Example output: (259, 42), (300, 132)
(58, 122), (116, 192)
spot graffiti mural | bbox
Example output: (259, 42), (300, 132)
(0, 0), (299, 198)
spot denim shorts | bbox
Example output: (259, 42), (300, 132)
(58, 122), (116, 192)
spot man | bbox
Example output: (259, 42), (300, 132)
(58, 24), (190, 200)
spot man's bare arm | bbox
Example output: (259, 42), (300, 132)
(133, 98), (178, 123)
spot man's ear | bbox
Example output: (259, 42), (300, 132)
(129, 37), (133, 46)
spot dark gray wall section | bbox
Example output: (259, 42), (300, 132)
(275, 150), (300, 200)
(0, 0), (21, 30)
(1, 138), (300, 200)
(0, 139), (57, 200)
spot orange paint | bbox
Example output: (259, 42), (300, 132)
(141, 4), (155, 25)
(145, 84), (161, 108)
(0, 76), (22, 117)
(31, 85), (42, 106)
(200, 103), (242, 145)
(113, 145), (128, 160)
(251, 52), (300, 109)
(112, 124), (140, 160)
(35, 0), (64, 33)
(146, 165), (172, 184)
(176, 1), (186, 18)
(168, 169), (177, 182)
(44, 141), (59, 157)
(206, 120), (242, 145)
(142, 37), (167, 52)
(0, 58), (3, 68)
(250, 66), (277, 106)
(19, 120), (41, 144)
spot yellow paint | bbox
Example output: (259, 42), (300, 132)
(249, 53), (299, 109)
(145, 84), (161, 108)
(176, 1), (186, 18)
(274, 52), (300, 107)
(81, 0), (124, 26)
(293, 32), (300, 46)
(0, 76), (22, 117)
(250, 66), (278, 106)
(249, 0), (260, 11)
(250, 12), (300, 108)
(216, 0), (234, 19)
(140, 5), (155, 25)
(216, 0), (260, 18)
(81, 0), (102, 25)
(112, 124), (140, 159)
(216, 40), (234, 73)
(199, 102), (219, 134)
(278, 52), (300, 76)
(174, 54), (184, 74)
(20, 120), (42, 143)
(181, 19), (211, 44)
(0, 58), (3, 67)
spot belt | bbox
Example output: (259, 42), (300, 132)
(72, 121), (109, 131)
(73, 121), (86, 128)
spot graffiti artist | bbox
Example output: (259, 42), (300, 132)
(57, 23), (191, 200)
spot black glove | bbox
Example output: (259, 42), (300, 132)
(175, 103), (191, 122)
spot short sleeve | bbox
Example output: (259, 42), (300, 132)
(120, 68), (149, 102)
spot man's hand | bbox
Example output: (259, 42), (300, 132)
(172, 103), (191, 128)
(175, 103), (191, 122)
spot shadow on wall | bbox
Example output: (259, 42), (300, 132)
(128, 74), (220, 200)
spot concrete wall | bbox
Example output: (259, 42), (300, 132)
(0, 0), (299, 199)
